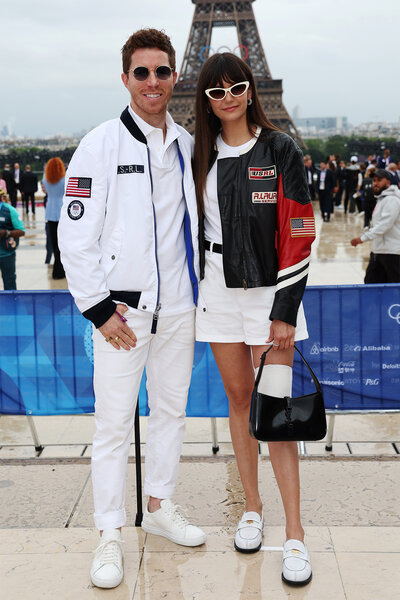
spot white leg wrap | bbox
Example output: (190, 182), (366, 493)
(255, 364), (292, 397)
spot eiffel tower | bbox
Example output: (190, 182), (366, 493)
(169, 0), (302, 143)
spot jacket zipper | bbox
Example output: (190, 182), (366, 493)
(147, 146), (161, 334)
(237, 156), (248, 290)
(176, 142), (199, 305)
(151, 300), (161, 334)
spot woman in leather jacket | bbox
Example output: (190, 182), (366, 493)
(193, 53), (315, 586)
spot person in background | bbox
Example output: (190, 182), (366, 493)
(20, 165), (38, 215)
(377, 148), (392, 169)
(304, 157), (315, 200)
(13, 162), (20, 189)
(361, 166), (376, 228)
(387, 163), (399, 187)
(351, 169), (400, 282)
(344, 156), (360, 214)
(194, 52), (315, 586)
(43, 219), (53, 265)
(328, 160), (338, 213)
(328, 153), (337, 168)
(2, 164), (17, 207)
(335, 159), (346, 207)
(42, 158), (66, 279)
(0, 174), (7, 195)
(317, 160), (336, 221)
(366, 154), (375, 169)
(0, 188), (25, 289)
(354, 163), (366, 214)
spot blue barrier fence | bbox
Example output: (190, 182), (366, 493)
(1, 285), (400, 416)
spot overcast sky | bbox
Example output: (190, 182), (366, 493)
(1, 0), (398, 137)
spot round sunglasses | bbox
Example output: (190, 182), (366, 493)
(129, 66), (174, 81)
(205, 81), (250, 101)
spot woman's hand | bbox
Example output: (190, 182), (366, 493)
(266, 319), (295, 351)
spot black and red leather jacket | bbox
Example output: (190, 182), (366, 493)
(199, 128), (316, 327)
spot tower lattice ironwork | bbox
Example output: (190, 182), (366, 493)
(169, 0), (301, 142)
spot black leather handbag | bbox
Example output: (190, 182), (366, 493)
(249, 345), (327, 442)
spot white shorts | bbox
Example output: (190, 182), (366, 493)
(196, 249), (308, 345)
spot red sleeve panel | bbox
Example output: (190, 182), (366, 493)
(269, 140), (316, 327)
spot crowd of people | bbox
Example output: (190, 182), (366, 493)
(304, 150), (400, 283)
(0, 159), (67, 288)
(304, 150), (400, 224)
(1, 162), (38, 213)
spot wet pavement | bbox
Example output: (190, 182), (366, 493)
(1, 195), (400, 599)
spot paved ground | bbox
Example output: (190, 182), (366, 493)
(1, 458), (400, 599)
(1, 197), (400, 598)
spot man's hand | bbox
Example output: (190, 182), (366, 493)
(98, 304), (137, 351)
(266, 319), (295, 351)
(0, 229), (8, 238)
(351, 237), (362, 247)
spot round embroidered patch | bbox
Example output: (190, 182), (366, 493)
(67, 200), (84, 220)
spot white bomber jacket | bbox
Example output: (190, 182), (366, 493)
(58, 107), (200, 330)
(360, 185), (400, 254)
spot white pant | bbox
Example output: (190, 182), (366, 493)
(91, 308), (195, 531)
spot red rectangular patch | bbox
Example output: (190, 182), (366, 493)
(248, 165), (276, 180)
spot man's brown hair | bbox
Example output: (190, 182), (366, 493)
(121, 28), (176, 73)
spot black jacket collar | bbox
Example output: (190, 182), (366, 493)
(120, 106), (147, 144)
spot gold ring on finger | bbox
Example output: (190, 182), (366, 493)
(105, 337), (111, 343)
(114, 336), (120, 341)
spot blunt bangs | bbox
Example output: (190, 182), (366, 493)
(203, 53), (250, 90)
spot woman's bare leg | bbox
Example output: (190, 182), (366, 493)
(210, 342), (262, 515)
(252, 345), (304, 541)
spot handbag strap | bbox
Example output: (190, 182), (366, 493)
(256, 345), (322, 394)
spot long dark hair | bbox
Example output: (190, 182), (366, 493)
(193, 53), (280, 214)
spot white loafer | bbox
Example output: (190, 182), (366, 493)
(234, 511), (263, 553)
(282, 539), (312, 586)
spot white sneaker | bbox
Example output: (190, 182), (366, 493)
(141, 499), (206, 547)
(282, 539), (312, 586)
(90, 529), (124, 589)
(234, 511), (263, 553)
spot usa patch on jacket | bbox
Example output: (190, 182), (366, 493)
(66, 177), (92, 198)
(252, 191), (277, 203)
(67, 200), (84, 220)
(248, 166), (276, 180)
(290, 217), (315, 237)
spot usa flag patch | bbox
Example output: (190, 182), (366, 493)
(66, 177), (92, 198)
(290, 217), (315, 237)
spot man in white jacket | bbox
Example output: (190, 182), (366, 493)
(351, 169), (400, 282)
(58, 29), (205, 590)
